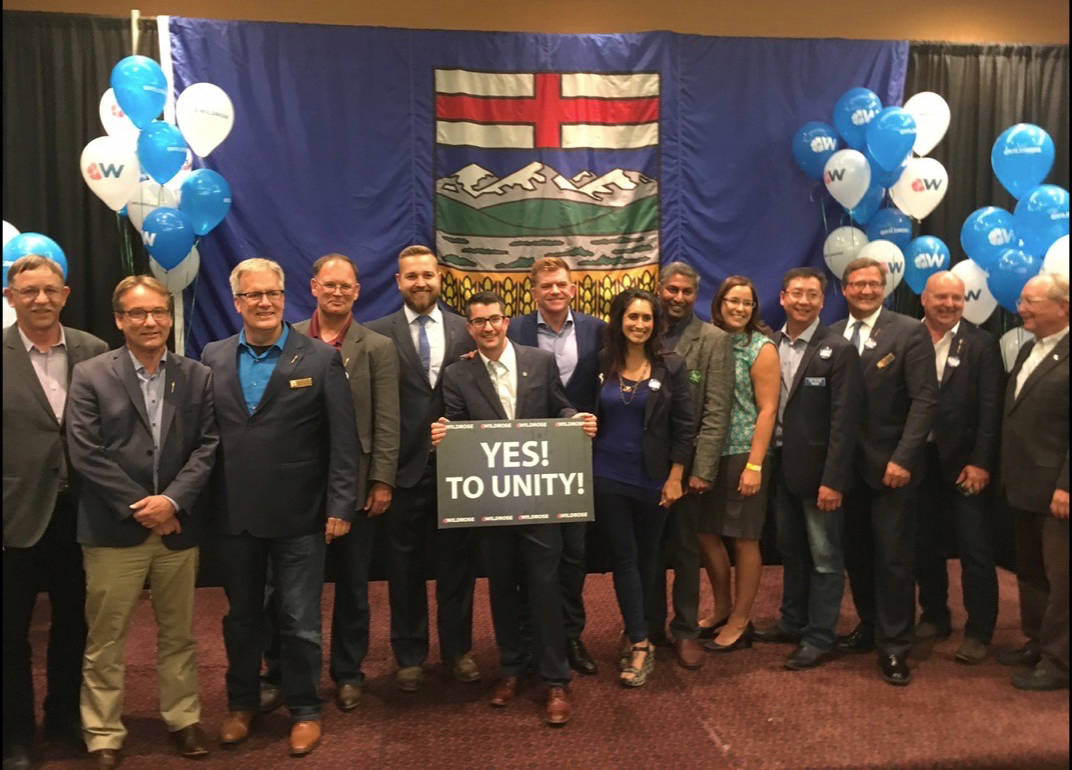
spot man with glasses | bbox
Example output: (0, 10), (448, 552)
(260, 253), (399, 714)
(202, 258), (358, 757)
(367, 246), (480, 693)
(66, 275), (218, 768)
(832, 257), (936, 686)
(3, 256), (107, 770)
(998, 272), (1068, 691)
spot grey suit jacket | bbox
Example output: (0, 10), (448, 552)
(1001, 333), (1070, 514)
(66, 347), (219, 549)
(3, 324), (107, 548)
(294, 318), (400, 501)
(671, 314), (734, 483)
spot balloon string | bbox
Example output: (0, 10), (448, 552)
(185, 239), (201, 345)
(116, 212), (133, 275)
(814, 185), (829, 234)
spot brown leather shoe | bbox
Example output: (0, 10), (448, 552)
(544, 687), (571, 726)
(92, 749), (121, 769)
(288, 720), (321, 757)
(218, 711), (255, 747)
(171, 723), (210, 758)
(489, 676), (519, 707)
(335, 682), (362, 711)
(676, 638), (705, 670)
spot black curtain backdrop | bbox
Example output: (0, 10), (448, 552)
(3, 11), (158, 349)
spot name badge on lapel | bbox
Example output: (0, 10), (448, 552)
(688, 369), (703, 384)
(290, 377), (313, 389)
(818, 346), (832, 360)
(946, 356), (960, 368)
(876, 353), (895, 369)
(649, 378), (662, 392)
(864, 338), (878, 350)
(804, 377), (826, 387)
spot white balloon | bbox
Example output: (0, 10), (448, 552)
(98, 88), (140, 145)
(823, 226), (869, 280)
(127, 180), (179, 231)
(823, 149), (871, 209)
(857, 239), (905, 297)
(999, 327), (1034, 373)
(149, 246), (200, 293)
(2, 294), (15, 328)
(889, 157), (948, 220)
(3, 221), (19, 249)
(1042, 234), (1069, 280)
(951, 259), (998, 325)
(902, 91), (950, 157)
(80, 136), (141, 211)
(175, 83), (235, 157)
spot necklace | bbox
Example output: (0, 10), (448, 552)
(618, 361), (650, 405)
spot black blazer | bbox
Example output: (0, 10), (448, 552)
(367, 306), (476, 488)
(594, 351), (695, 481)
(775, 324), (863, 499)
(1001, 333), (1070, 514)
(200, 326), (359, 537)
(832, 308), (937, 489)
(932, 322), (1004, 482)
(66, 348), (218, 549)
(507, 310), (606, 412)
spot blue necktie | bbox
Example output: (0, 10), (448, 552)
(416, 315), (431, 375)
(849, 320), (863, 354)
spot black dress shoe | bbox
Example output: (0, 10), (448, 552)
(704, 622), (754, 653)
(753, 625), (802, 644)
(836, 626), (874, 653)
(170, 723), (210, 758)
(3, 744), (32, 770)
(879, 654), (912, 686)
(567, 639), (598, 675)
(697, 617), (729, 640)
(1012, 668), (1070, 691)
(785, 643), (831, 670)
(91, 748), (121, 769)
(259, 681), (284, 713)
(996, 643), (1042, 668)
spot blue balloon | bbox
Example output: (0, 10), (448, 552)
(1013, 184), (1070, 256)
(865, 107), (917, 172)
(3, 232), (68, 287)
(865, 145), (907, 187)
(960, 207), (1015, 272)
(110, 55), (168, 129)
(991, 123), (1056, 200)
(988, 248), (1041, 313)
(847, 181), (884, 225)
(142, 208), (195, 270)
(179, 169), (233, 236)
(903, 235), (950, 294)
(832, 88), (882, 151)
(866, 207), (913, 252)
(792, 121), (840, 180)
(137, 121), (189, 185)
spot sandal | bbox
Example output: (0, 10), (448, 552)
(619, 643), (655, 688)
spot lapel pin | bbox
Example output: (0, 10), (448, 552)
(290, 355), (299, 364)
(649, 378), (662, 391)
(864, 338), (877, 350)
(946, 356), (960, 368)
(171, 381), (176, 394)
(818, 346), (832, 359)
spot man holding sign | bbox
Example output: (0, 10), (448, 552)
(431, 291), (596, 727)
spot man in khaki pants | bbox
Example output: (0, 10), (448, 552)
(66, 275), (218, 768)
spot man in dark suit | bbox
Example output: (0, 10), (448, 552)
(367, 245), (479, 692)
(202, 258), (358, 757)
(260, 253), (399, 713)
(754, 267), (862, 670)
(913, 271), (1002, 664)
(2, 255), (108, 770)
(67, 275), (218, 768)
(431, 290), (597, 726)
(998, 272), (1068, 691)
(646, 261), (733, 670)
(831, 257), (937, 686)
(507, 256), (605, 675)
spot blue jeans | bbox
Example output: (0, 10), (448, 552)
(774, 461), (845, 651)
(220, 531), (325, 720)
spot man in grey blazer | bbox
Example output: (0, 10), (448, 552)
(67, 275), (218, 767)
(647, 261), (733, 669)
(261, 253), (400, 713)
(998, 272), (1069, 691)
(2, 255), (107, 770)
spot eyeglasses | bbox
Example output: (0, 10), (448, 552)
(235, 290), (285, 302)
(723, 298), (755, 309)
(11, 286), (63, 300)
(314, 279), (357, 295)
(468, 315), (505, 328)
(785, 290), (822, 301)
(1017, 295), (1054, 307)
(846, 280), (884, 291)
(117, 308), (171, 323)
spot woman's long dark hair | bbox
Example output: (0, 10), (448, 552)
(710, 276), (772, 341)
(602, 288), (665, 376)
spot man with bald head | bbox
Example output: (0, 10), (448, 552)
(913, 271), (1002, 664)
(998, 272), (1069, 691)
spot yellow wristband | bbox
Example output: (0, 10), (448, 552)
(745, 462), (763, 472)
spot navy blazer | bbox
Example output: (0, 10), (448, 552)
(507, 310), (606, 413)
(200, 325), (359, 538)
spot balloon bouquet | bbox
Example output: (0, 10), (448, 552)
(80, 55), (235, 348)
(793, 88), (952, 301)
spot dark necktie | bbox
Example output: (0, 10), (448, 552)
(416, 315), (431, 376)
(849, 320), (864, 354)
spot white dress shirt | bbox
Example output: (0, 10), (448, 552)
(931, 321), (960, 382)
(403, 304), (445, 387)
(18, 325), (68, 421)
(480, 342), (517, 419)
(842, 306), (882, 354)
(1015, 327), (1069, 398)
